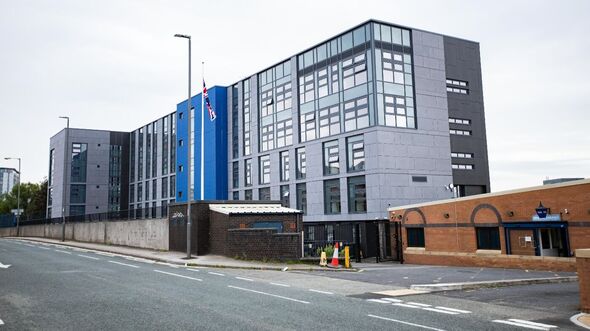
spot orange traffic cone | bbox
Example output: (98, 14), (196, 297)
(330, 243), (340, 268)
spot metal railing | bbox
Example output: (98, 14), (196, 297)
(303, 240), (359, 259)
(11, 205), (169, 227)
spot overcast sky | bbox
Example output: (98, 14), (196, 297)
(0, 0), (588, 192)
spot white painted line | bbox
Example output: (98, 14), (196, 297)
(77, 254), (100, 260)
(270, 282), (290, 287)
(407, 302), (431, 307)
(187, 269), (200, 272)
(23, 244), (35, 247)
(367, 299), (391, 304)
(434, 306), (471, 314)
(228, 285), (309, 304)
(208, 272), (225, 276)
(155, 262), (179, 268)
(71, 248), (89, 252)
(393, 303), (422, 309)
(309, 289), (334, 295)
(95, 252), (116, 257)
(422, 307), (460, 315)
(153, 269), (203, 281)
(0, 318), (3, 325)
(368, 314), (446, 331)
(235, 277), (254, 282)
(38, 247), (51, 250)
(508, 319), (557, 329)
(54, 250), (72, 255)
(108, 260), (139, 268)
(380, 298), (403, 303)
(125, 257), (155, 264)
(492, 320), (551, 330)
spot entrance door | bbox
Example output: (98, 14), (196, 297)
(538, 228), (562, 257)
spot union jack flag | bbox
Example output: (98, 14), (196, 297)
(203, 81), (216, 121)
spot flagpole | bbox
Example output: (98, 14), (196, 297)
(201, 61), (205, 201)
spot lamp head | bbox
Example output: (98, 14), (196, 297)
(174, 34), (191, 39)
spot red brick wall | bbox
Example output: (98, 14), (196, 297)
(227, 229), (302, 261)
(577, 249), (590, 313)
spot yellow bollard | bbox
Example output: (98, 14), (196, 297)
(319, 251), (327, 267)
(344, 246), (350, 269)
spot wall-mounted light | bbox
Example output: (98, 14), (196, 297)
(444, 213), (450, 219)
(397, 214), (403, 220)
(507, 211), (514, 217)
(535, 202), (548, 218)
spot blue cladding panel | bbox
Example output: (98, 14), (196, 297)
(176, 86), (228, 201)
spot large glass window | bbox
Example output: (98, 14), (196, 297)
(276, 119), (293, 148)
(243, 80), (251, 156)
(169, 175), (175, 199)
(407, 228), (425, 247)
(244, 189), (253, 201)
(348, 176), (366, 213)
(162, 177), (168, 199)
(232, 161), (239, 189)
(70, 184), (86, 204)
(48, 149), (55, 187)
(259, 155), (271, 184)
(300, 111), (316, 142)
(146, 124), (151, 179)
(70, 205), (85, 216)
(323, 140), (339, 175)
(130, 132), (136, 182)
(259, 187), (271, 201)
(170, 114), (176, 173)
(279, 151), (289, 182)
(232, 84), (239, 159)
(323, 179), (341, 214)
(343, 97), (369, 132)
(244, 159), (252, 186)
(342, 53), (367, 90)
(346, 135), (365, 172)
(258, 61), (292, 152)
(138, 128), (144, 181)
(318, 105), (340, 138)
(162, 116), (169, 175)
(296, 183), (307, 214)
(296, 148), (306, 180)
(476, 227), (501, 250)
(71, 143), (88, 183)
(280, 185), (290, 207)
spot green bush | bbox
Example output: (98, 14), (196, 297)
(316, 244), (345, 258)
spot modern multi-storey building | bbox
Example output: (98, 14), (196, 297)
(47, 20), (490, 253)
(0, 167), (19, 196)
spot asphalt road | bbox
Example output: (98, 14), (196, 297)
(0, 238), (582, 330)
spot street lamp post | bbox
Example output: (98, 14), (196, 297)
(4, 157), (21, 236)
(174, 33), (193, 259)
(59, 116), (69, 242)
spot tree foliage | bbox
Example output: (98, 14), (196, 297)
(0, 178), (47, 219)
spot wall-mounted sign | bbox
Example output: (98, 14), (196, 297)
(532, 214), (561, 222)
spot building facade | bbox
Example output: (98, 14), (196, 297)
(0, 168), (19, 196)
(46, 129), (129, 218)
(46, 20), (491, 251)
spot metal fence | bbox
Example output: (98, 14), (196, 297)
(9, 205), (169, 227)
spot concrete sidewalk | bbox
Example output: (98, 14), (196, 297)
(9, 237), (358, 272)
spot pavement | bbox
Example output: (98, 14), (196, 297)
(1, 237), (587, 330)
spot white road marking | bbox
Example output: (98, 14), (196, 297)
(55, 250), (72, 254)
(71, 248), (89, 252)
(108, 260), (139, 268)
(38, 247), (51, 250)
(434, 306), (471, 314)
(208, 272), (225, 276)
(0, 262), (9, 269)
(228, 285), (309, 304)
(155, 262), (179, 268)
(394, 303), (422, 309)
(270, 282), (290, 287)
(422, 307), (460, 315)
(380, 298), (403, 303)
(235, 277), (254, 282)
(187, 269), (200, 272)
(309, 289), (333, 295)
(77, 254), (100, 260)
(95, 252), (116, 257)
(367, 299), (391, 304)
(492, 319), (556, 330)
(508, 319), (557, 329)
(368, 314), (446, 331)
(0, 318), (3, 325)
(125, 257), (155, 264)
(153, 269), (203, 281)
(407, 302), (431, 307)
(23, 244), (35, 247)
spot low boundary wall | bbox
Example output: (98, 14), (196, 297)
(404, 249), (577, 272)
(577, 249), (590, 313)
(0, 218), (168, 251)
(227, 228), (302, 261)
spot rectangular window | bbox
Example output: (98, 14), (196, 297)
(169, 175), (175, 199)
(451, 152), (474, 159)
(152, 122), (157, 178)
(145, 181), (150, 201)
(348, 176), (366, 213)
(71, 143), (88, 182)
(296, 183), (307, 214)
(260, 123), (274, 152)
(259, 155), (271, 184)
(412, 176), (427, 183)
(342, 53), (367, 90)
(70, 184), (86, 204)
(170, 114), (176, 173)
(280, 151), (289, 182)
(299, 111), (316, 142)
(243, 80), (251, 156)
(324, 179), (341, 214)
(232, 84), (239, 159)
(476, 227), (500, 250)
(244, 189), (253, 201)
(323, 140), (339, 175)
(346, 135), (365, 172)
(407, 228), (425, 247)
(259, 187), (271, 201)
(232, 161), (239, 188)
(446, 86), (468, 94)
(244, 159), (252, 186)
(449, 118), (471, 125)
(70, 205), (85, 216)
(146, 124), (151, 180)
(280, 185), (290, 207)
(384, 94), (413, 128)
(298, 73), (315, 104)
(129, 184), (135, 203)
(446, 79), (468, 87)
(296, 148), (306, 180)
(232, 191), (239, 200)
(48, 149), (55, 187)
(130, 132), (136, 182)
(343, 97), (369, 132)
(452, 164), (474, 170)
(162, 116), (169, 175)
(152, 179), (157, 200)
(162, 177), (168, 199)
(318, 105), (340, 138)
(138, 128), (144, 181)
(137, 182), (143, 202)
(449, 129), (472, 136)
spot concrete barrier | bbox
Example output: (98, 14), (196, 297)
(0, 218), (169, 251)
